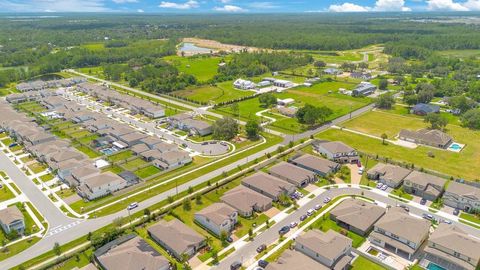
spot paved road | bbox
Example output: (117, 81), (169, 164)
(216, 186), (480, 269)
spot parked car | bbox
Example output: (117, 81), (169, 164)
(420, 198), (427, 205)
(381, 184), (388, 191)
(441, 219), (452, 224)
(300, 214), (307, 221)
(399, 205), (409, 212)
(256, 244), (267, 253)
(258, 260), (269, 268)
(357, 161), (362, 167)
(423, 213), (434, 220)
(127, 202), (138, 210)
(376, 183), (383, 189)
(453, 209), (460, 216)
(226, 236), (233, 243)
(323, 197), (331, 203)
(290, 222), (298, 228)
(307, 209), (315, 216)
(279, 226), (290, 235)
(358, 167), (364, 175)
(314, 204), (322, 210)
(230, 261), (242, 270)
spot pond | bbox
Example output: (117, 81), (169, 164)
(179, 42), (212, 54)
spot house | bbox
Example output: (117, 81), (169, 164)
(131, 143), (150, 155)
(350, 72), (372, 80)
(241, 172), (296, 201)
(221, 186), (272, 217)
(290, 154), (340, 176)
(295, 229), (353, 270)
(265, 249), (326, 270)
(140, 137), (165, 149)
(367, 163), (412, 188)
(398, 129), (453, 149)
(352, 82), (376, 96)
(369, 207), (430, 259)
(424, 223), (480, 270)
(119, 132), (148, 147)
(118, 171), (139, 186)
(148, 218), (205, 260)
(312, 140), (359, 164)
(324, 68), (342, 75)
(277, 106), (297, 118)
(194, 203), (238, 236)
(69, 165), (101, 186)
(273, 79), (294, 88)
(277, 98), (295, 106)
(77, 172), (128, 200)
(152, 150), (192, 170)
(403, 171), (446, 201)
(180, 119), (212, 136)
(0, 206), (25, 235)
(41, 96), (66, 109)
(233, 79), (256, 90)
(94, 235), (170, 270)
(443, 181), (480, 213)
(268, 162), (316, 187)
(412, 103), (440, 115)
(329, 198), (386, 236)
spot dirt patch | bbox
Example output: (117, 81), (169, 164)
(181, 37), (261, 55)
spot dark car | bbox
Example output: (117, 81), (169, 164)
(420, 198), (427, 205)
(230, 261), (242, 270)
(256, 244), (267, 253)
(300, 214), (307, 221)
(278, 226), (290, 235)
(226, 236), (233, 243)
(258, 260), (269, 268)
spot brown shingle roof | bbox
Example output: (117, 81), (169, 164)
(330, 198), (385, 232)
(296, 230), (352, 261)
(0, 206), (24, 225)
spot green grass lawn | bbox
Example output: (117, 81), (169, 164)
(172, 83), (254, 105)
(164, 55), (225, 82)
(338, 110), (480, 180)
(0, 237), (41, 262)
(77, 134), (99, 145)
(460, 212), (480, 225)
(0, 185), (15, 202)
(27, 162), (47, 174)
(351, 255), (387, 270)
(311, 213), (365, 248)
(134, 165), (161, 179)
(122, 158), (149, 171)
(390, 187), (413, 201)
(73, 145), (101, 158)
(108, 150), (134, 163)
(39, 173), (55, 182)
(56, 188), (77, 199)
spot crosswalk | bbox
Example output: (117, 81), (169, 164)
(45, 220), (84, 238)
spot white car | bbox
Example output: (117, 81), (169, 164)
(323, 197), (331, 203)
(307, 209), (315, 216)
(127, 202), (138, 210)
(358, 167), (364, 174)
(376, 183), (383, 189)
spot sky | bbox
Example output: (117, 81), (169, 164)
(0, 0), (480, 13)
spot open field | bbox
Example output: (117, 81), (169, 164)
(172, 82), (254, 105)
(438, 50), (480, 59)
(164, 55), (225, 82)
(318, 114), (480, 180)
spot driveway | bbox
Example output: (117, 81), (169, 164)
(346, 164), (362, 185)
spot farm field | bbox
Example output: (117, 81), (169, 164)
(318, 110), (480, 180)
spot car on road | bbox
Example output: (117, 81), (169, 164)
(307, 209), (315, 216)
(300, 214), (307, 221)
(453, 209), (460, 215)
(8, 143), (17, 148)
(258, 260), (269, 268)
(358, 167), (364, 174)
(420, 198), (427, 205)
(290, 222), (298, 228)
(220, 142), (228, 146)
(441, 219), (452, 224)
(256, 244), (267, 253)
(279, 226), (290, 235)
(127, 202), (138, 210)
(423, 213), (434, 220)
(314, 204), (322, 210)
(381, 184), (388, 191)
(230, 261), (242, 270)
(323, 197), (331, 203)
(399, 205), (409, 212)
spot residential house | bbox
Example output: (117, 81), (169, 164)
(329, 198), (386, 236)
(268, 161), (316, 187)
(367, 163), (412, 188)
(0, 206), (25, 235)
(277, 98), (295, 106)
(94, 235), (170, 270)
(152, 150), (192, 171)
(403, 171), (447, 201)
(233, 79), (256, 90)
(77, 172), (128, 200)
(312, 140), (359, 164)
(398, 129), (453, 149)
(69, 165), (101, 186)
(148, 218), (205, 260)
(352, 82), (376, 96)
(443, 181), (480, 213)
(273, 79), (294, 88)
(369, 207), (430, 259)
(412, 103), (440, 115)
(194, 203), (238, 236)
(168, 113), (212, 136)
(350, 72), (372, 80)
(221, 186), (272, 217)
(324, 68), (342, 75)
(241, 172), (296, 201)
(119, 132), (148, 147)
(265, 250), (327, 270)
(277, 106), (297, 118)
(290, 154), (340, 176)
(295, 229), (353, 270)
(424, 223), (480, 270)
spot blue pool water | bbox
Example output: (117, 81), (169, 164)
(449, 143), (462, 150)
(101, 148), (115, 155)
(427, 262), (446, 270)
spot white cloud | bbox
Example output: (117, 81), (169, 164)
(248, 2), (279, 9)
(112, 0), (138, 3)
(374, 0), (411, 11)
(137, 8), (144, 12)
(159, 0), (199, 9)
(213, 5), (246, 12)
(328, 2), (370, 12)
(219, 0), (231, 3)
(426, 0), (469, 11)
(463, 0), (480, 10)
(0, 0), (110, 12)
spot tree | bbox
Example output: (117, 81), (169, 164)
(245, 119), (261, 140)
(53, 242), (61, 256)
(230, 102), (239, 117)
(195, 194), (202, 205)
(258, 93), (277, 108)
(375, 94), (395, 109)
(182, 198), (191, 211)
(220, 231), (228, 245)
(358, 62), (368, 70)
(296, 104), (332, 126)
(278, 193), (291, 206)
(461, 109), (480, 129)
(381, 133), (388, 145)
(379, 79), (388, 90)
(212, 117), (239, 140)
(448, 96), (476, 114)
(248, 228), (254, 240)
(424, 113), (448, 130)
(313, 60), (326, 68)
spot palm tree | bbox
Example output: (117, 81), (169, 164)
(381, 133), (388, 145)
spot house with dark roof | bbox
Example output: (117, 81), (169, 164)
(148, 218), (205, 260)
(443, 181), (480, 213)
(412, 103), (440, 115)
(312, 140), (359, 164)
(352, 81), (376, 96)
(403, 171), (446, 201)
(290, 154), (340, 176)
(329, 198), (386, 236)
(268, 162), (316, 187)
(398, 129), (453, 149)
(367, 163), (412, 188)
(241, 172), (296, 201)
(194, 203), (238, 237)
(221, 186), (272, 217)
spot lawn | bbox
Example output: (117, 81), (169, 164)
(390, 187), (413, 201)
(351, 255), (387, 270)
(337, 110), (480, 180)
(0, 185), (15, 202)
(27, 162), (47, 174)
(0, 237), (41, 262)
(74, 145), (101, 158)
(311, 213), (365, 248)
(108, 150), (134, 163)
(122, 158), (149, 171)
(134, 165), (161, 179)
(460, 212), (480, 225)
(172, 83), (254, 105)
(39, 173), (55, 182)
(164, 55), (224, 82)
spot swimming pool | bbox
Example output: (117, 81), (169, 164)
(100, 148), (116, 155)
(427, 262), (446, 270)
(447, 142), (465, 152)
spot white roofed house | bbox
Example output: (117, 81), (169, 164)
(77, 172), (128, 200)
(312, 140), (359, 164)
(233, 78), (256, 90)
(194, 203), (238, 237)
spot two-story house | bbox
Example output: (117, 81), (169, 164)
(312, 140), (359, 164)
(403, 171), (447, 201)
(443, 181), (480, 213)
(0, 206), (25, 235)
(194, 203), (238, 237)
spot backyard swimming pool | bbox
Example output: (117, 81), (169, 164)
(100, 148), (117, 155)
(427, 262), (446, 270)
(447, 142), (465, 152)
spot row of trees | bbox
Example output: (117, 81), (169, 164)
(296, 104), (333, 126)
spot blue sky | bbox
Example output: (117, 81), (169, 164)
(0, 0), (479, 13)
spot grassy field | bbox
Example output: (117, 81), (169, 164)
(134, 165), (161, 179)
(122, 158), (149, 171)
(164, 55), (225, 82)
(108, 150), (133, 163)
(438, 50), (480, 59)
(0, 185), (15, 202)
(351, 256), (387, 270)
(172, 83), (254, 105)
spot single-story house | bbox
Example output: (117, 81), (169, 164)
(352, 82), (376, 96)
(289, 154), (340, 176)
(148, 218), (205, 260)
(241, 172), (296, 201)
(398, 129), (453, 149)
(152, 150), (192, 171)
(221, 186), (273, 217)
(412, 103), (440, 115)
(0, 206), (25, 235)
(367, 163), (412, 188)
(268, 161), (316, 187)
(233, 79), (256, 90)
(350, 72), (372, 80)
(312, 140), (359, 164)
(194, 203), (238, 237)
